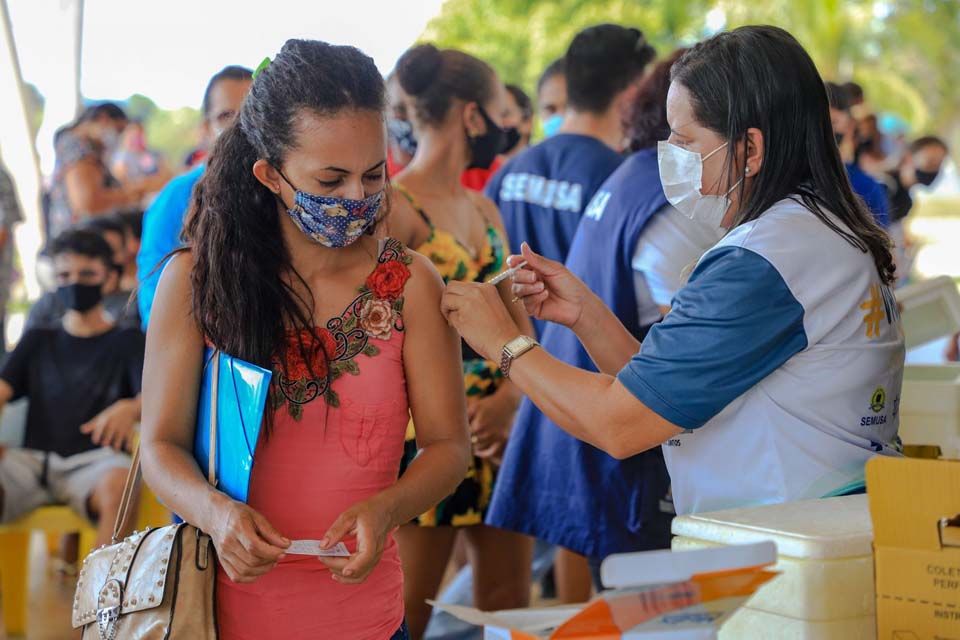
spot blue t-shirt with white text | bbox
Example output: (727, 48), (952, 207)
(485, 134), (623, 335)
(485, 133), (624, 263)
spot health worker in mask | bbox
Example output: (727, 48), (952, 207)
(441, 25), (905, 517)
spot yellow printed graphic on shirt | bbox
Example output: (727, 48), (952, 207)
(860, 284), (886, 339)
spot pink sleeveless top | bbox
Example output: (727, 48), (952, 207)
(217, 239), (412, 639)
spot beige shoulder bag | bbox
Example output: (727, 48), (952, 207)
(72, 355), (223, 639)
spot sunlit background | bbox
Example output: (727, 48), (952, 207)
(2, 0), (959, 324)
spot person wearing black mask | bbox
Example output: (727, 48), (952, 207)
(826, 82), (890, 228)
(387, 43), (537, 639)
(500, 84), (534, 161)
(25, 216), (141, 330)
(0, 229), (144, 552)
(885, 136), (949, 224)
(885, 135), (949, 287)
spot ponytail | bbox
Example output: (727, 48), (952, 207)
(185, 122), (312, 370)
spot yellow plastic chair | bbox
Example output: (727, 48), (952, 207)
(0, 482), (170, 636)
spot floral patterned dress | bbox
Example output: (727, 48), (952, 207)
(395, 186), (507, 527)
(217, 238), (414, 640)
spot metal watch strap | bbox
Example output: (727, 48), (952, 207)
(499, 348), (513, 379)
(500, 336), (538, 379)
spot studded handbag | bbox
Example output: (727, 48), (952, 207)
(71, 357), (225, 639)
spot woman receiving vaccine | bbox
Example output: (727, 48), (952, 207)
(140, 40), (469, 639)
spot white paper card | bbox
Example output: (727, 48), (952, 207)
(286, 540), (350, 557)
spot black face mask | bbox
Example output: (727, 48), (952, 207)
(915, 169), (939, 187)
(56, 282), (104, 313)
(502, 127), (522, 155)
(467, 106), (506, 170)
(834, 132), (845, 146)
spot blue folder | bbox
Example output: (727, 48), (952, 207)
(193, 348), (272, 504)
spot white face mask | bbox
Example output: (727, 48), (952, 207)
(658, 140), (741, 232)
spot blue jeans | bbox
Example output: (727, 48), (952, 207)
(390, 620), (410, 640)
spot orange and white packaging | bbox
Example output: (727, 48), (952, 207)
(430, 541), (778, 639)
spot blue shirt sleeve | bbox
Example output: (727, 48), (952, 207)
(866, 181), (889, 228)
(136, 167), (201, 329)
(617, 246), (808, 429)
(846, 164), (890, 228)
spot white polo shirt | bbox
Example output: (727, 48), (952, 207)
(618, 197), (905, 515)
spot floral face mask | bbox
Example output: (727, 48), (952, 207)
(276, 169), (383, 248)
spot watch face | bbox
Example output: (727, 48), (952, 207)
(506, 337), (524, 352)
(507, 336), (535, 354)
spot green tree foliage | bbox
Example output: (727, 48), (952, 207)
(143, 106), (201, 170)
(422, 0), (711, 92)
(718, 0), (960, 136)
(422, 0), (960, 140)
(22, 82), (44, 140)
(119, 93), (200, 167)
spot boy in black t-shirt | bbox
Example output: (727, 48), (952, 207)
(0, 228), (144, 547)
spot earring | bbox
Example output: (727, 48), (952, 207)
(745, 167), (751, 175)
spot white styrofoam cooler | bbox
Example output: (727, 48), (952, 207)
(899, 363), (960, 457)
(896, 275), (960, 350)
(671, 495), (874, 636)
(718, 608), (875, 640)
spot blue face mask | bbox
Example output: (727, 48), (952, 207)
(387, 118), (418, 156)
(277, 170), (383, 248)
(542, 114), (564, 138)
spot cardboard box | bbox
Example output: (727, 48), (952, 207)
(867, 456), (960, 638)
(431, 542), (777, 639)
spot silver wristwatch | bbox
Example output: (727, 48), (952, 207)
(499, 335), (539, 379)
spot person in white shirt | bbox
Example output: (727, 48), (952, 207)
(441, 25), (904, 516)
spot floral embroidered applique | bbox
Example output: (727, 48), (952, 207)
(272, 239), (412, 418)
